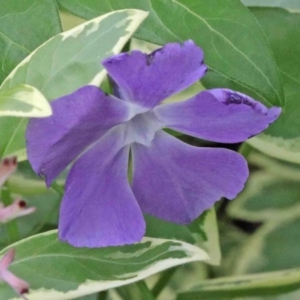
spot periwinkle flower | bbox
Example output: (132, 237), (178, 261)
(26, 41), (281, 247)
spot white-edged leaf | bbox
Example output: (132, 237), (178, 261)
(0, 85), (51, 117)
(241, 0), (300, 11)
(0, 9), (148, 160)
(177, 267), (300, 300)
(228, 172), (300, 222)
(232, 210), (300, 275)
(0, 231), (208, 300)
(145, 208), (221, 266)
(188, 208), (221, 266)
(247, 134), (300, 164)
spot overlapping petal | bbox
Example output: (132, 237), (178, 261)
(132, 131), (248, 224)
(154, 89), (281, 143)
(59, 126), (145, 248)
(103, 40), (207, 108)
(26, 86), (133, 187)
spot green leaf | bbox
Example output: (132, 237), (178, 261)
(0, 85), (51, 117)
(0, 0), (61, 84)
(0, 162), (60, 246)
(241, 0), (300, 11)
(59, 11), (85, 32)
(246, 9), (300, 161)
(226, 157), (300, 275)
(0, 231), (208, 300)
(233, 213), (300, 275)
(247, 134), (300, 164)
(188, 208), (221, 266)
(145, 208), (221, 266)
(228, 172), (300, 222)
(58, 0), (284, 108)
(248, 150), (300, 182)
(0, 9), (148, 160)
(145, 215), (195, 245)
(176, 267), (300, 299)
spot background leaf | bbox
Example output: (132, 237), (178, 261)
(0, 85), (51, 117)
(177, 150), (300, 299)
(58, 0), (284, 108)
(250, 9), (300, 133)
(246, 8), (300, 162)
(0, 161), (60, 247)
(0, 9), (148, 160)
(0, 0), (61, 84)
(223, 149), (300, 275)
(228, 172), (300, 223)
(176, 268), (300, 299)
(146, 208), (221, 266)
(241, 0), (300, 10)
(0, 232), (208, 300)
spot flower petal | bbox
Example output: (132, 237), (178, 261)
(59, 126), (145, 247)
(26, 85), (132, 187)
(103, 40), (207, 108)
(154, 89), (281, 143)
(0, 157), (17, 187)
(132, 131), (248, 224)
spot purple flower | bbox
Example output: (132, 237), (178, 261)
(26, 40), (281, 248)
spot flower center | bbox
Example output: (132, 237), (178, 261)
(123, 110), (164, 147)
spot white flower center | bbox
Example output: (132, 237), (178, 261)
(123, 109), (164, 147)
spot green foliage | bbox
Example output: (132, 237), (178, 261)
(146, 208), (221, 266)
(228, 162), (300, 275)
(176, 268), (300, 299)
(0, 161), (60, 247)
(0, 0), (61, 84)
(0, 84), (51, 117)
(58, 0), (284, 109)
(0, 232), (208, 300)
(1, 1), (300, 299)
(0, 9), (148, 160)
(246, 8), (300, 162)
(242, 0), (300, 10)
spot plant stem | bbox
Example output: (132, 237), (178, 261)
(51, 181), (64, 197)
(152, 267), (177, 298)
(97, 290), (108, 300)
(238, 142), (252, 159)
(117, 281), (155, 300)
(1, 186), (20, 242)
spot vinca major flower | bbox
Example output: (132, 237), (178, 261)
(26, 41), (281, 247)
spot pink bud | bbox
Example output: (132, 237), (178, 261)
(0, 157), (17, 187)
(0, 199), (36, 223)
(0, 249), (29, 299)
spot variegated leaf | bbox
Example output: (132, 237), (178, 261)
(0, 231), (208, 300)
(0, 85), (51, 117)
(0, 9), (148, 160)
